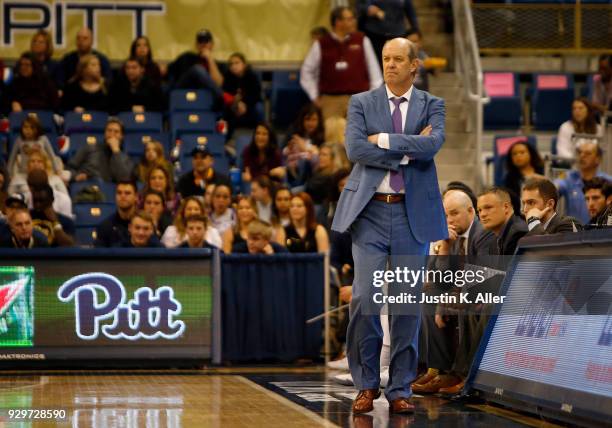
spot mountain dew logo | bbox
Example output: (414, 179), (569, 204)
(0, 267), (34, 347)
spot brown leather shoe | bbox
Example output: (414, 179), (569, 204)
(438, 380), (465, 395)
(352, 389), (381, 414)
(389, 397), (416, 414)
(412, 374), (461, 394)
(413, 368), (439, 386)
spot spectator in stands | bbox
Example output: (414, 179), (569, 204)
(167, 29), (223, 102)
(477, 187), (527, 255)
(556, 142), (612, 224)
(110, 57), (164, 114)
(283, 104), (326, 148)
(94, 180), (138, 247)
(67, 118), (134, 183)
(241, 123), (284, 183)
(271, 186), (292, 238)
(123, 211), (163, 248)
(521, 177), (581, 236)
(557, 98), (602, 160)
(250, 176), (275, 223)
(324, 117), (351, 170)
(29, 30), (58, 78)
(222, 52), (262, 134)
(61, 54), (110, 112)
(591, 54), (612, 112)
(30, 184), (75, 247)
(7, 115), (63, 178)
(406, 30), (431, 92)
(134, 140), (173, 184)
(0, 208), (48, 248)
(130, 36), (163, 88)
(143, 166), (180, 214)
(232, 219), (287, 254)
(222, 195), (259, 253)
(283, 105), (324, 189)
(178, 215), (216, 249)
(0, 164), (7, 215)
(209, 183), (235, 235)
(300, 6), (383, 120)
(277, 192), (329, 253)
(57, 27), (111, 88)
(142, 189), (173, 237)
(357, 0), (419, 65)
(176, 146), (230, 199)
(5, 53), (59, 113)
(319, 168), (351, 230)
(19, 169), (72, 219)
(503, 141), (545, 214)
(9, 152), (68, 205)
(583, 178), (612, 226)
(305, 143), (340, 207)
(161, 196), (222, 248)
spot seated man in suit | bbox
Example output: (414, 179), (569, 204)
(177, 215), (216, 249)
(521, 177), (581, 235)
(232, 220), (287, 254)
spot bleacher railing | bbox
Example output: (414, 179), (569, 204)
(453, 0), (490, 191)
(473, 0), (612, 54)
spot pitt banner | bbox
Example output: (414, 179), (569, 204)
(0, 0), (329, 62)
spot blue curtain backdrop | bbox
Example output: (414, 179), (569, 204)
(221, 253), (324, 362)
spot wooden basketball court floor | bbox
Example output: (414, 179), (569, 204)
(0, 367), (562, 427)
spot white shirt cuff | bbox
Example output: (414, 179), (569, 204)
(527, 220), (541, 231)
(377, 133), (389, 149)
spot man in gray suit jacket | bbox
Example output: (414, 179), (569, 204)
(331, 38), (447, 414)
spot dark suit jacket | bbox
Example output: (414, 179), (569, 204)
(525, 213), (581, 237)
(494, 215), (528, 255)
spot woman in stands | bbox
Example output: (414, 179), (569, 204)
(271, 186), (292, 239)
(305, 143), (340, 209)
(241, 123), (284, 183)
(222, 195), (259, 253)
(8, 150), (68, 197)
(161, 196), (221, 248)
(283, 104), (325, 148)
(144, 166), (180, 214)
(556, 98), (602, 160)
(29, 30), (58, 78)
(222, 52), (262, 135)
(7, 116), (63, 178)
(503, 141), (545, 213)
(319, 168), (351, 230)
(134, 140), (173, 184)
(324, 117), (351, 170)
(61, 54), (110, 112)
(130, 36), (163, 87)
(5, 52), (59, 113)
(277, 192), (329, 253)
(142, 189), (173, 237)
(209, 183), (236, 235)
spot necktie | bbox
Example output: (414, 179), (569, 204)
(457, 237), (467, 256)
(390, 97), (406, 192)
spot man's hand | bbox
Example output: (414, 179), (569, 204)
(263, 244), (274, 254)
(435, 314), (446, 329)
(75, 173), (88, 182)
(11, 101), (23, 113)
(367, 134), (379, 144)
(339, 286), (352, 303)
(367, 5), (385, 19)
(446, 224), (458, 241)
(199, 46), (212, 59)
(526, 206), (552, 220)
(420, 125), (432, 136)
(106, 137), (121, 153)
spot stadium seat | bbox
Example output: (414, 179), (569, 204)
(123, 132), (170, 157)
(9, 110), (56, 134)
(180, 133), (225, 155)
(531, 74), (574, 130)
(170, 112), (217, 139)
(169, 89), (214, 112)
(74, 203), (116, 228)
(270, 70), (310, 129)
(64, 111), (109, 134)
(117, 112), (163, 134)
(483, 72), (522, 129)
(492, 134), (537, 185)
(70, 180), (116, 203)
(75, 226), (98, 246)
(65, 133), (104, 156)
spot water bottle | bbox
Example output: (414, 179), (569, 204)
(230, 167), (241, 194)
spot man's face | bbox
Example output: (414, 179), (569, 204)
(10, 211), (33, 242)
(129, 217), (154, 247)
(115, 184), (137, 211)
(76, 28), (93, 53)
(478, 194), (510, 233)
(186, 221), (206, 246)
(247, 233), (269, 254)
(124, 60), (143, 82)
(105, 122), (123, 143)
(192, 153), (213, 174)
(382, 40), (417, 87)
(443, 198), (473, 235)
(521, 188), (549, 217)
(577, 143), (600, 171)
(335, 9), (356, 33)
(32, 189), (52, 213)
(585, 189), (606, 219)
(143, 194), (164, 219)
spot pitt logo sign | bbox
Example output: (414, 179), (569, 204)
(58, 273), (185, 341)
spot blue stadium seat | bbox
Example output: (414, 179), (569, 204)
(70, 181), (116, 203)
(483, 72), (522, 129)
(9, 110), (56, 134)
(64, 111), (109, 134)
(117, 112), (163, 134)
(169, 89), (214, 112)
(74, 203), (116, 227)
(170, 112), (217, 139)
(66, 133), (104, 156)
(75, 226), (98, 246)
(492, 135), (537, 185)
(270, 70), (310, 129)
(123, 132), (170, 157)
(180, 133), (225, 155)
(531, 74), (574, 130)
